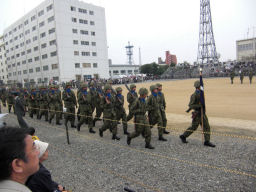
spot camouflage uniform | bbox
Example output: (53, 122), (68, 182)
(0, 87), (7, 107)
(147, 85), (167, 141)
(77, 83), (95, 133)
(126, 84), (138, 121)
(7, 89), (15, 113)
(99, 84), (120, 140)
(28, 88), (37, 118)
(127, 88), (154, 149)
(48, 85), (61, 125)
(62, 83), (77, 127)
(240, 71), (244, 84)
(179, 81), (215, 147)
(39, 86), (48, 121)
(93, 83), (103, 126)
(89, 81), (97, 113)
(114, 87), (128, 135)
(249, 71), (254, 84)
(230, 71), (235, 84)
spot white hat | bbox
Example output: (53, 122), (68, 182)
(34, 140), (49, 158)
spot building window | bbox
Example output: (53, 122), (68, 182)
(72, 29), (78, 34)
(48, 16), (54, 23)
(8, 73), (12, 77)
(18, 71), (21, 75)
(73, 40), (78, 45)
(39, 21), (45, 27)
(12, 63), (16, 67)
(71, 6), (76, 11)
(72, 17), (77, 23)
(40, 32), (46, 38)
(43, 65), (49, 71)
(79, 19), (88, 24)
(74, 51), (79, 56)
(34, 46), (39, 51)
(82, 63), (91, 68)
(26, 39), (31, 44)
(75, 63), (80, 68)
(93, 63), (98, 68)
(44, 78), (48, 83)
(91, 42), (96, 46)
(90, 21), (95, 25)
(48, 28), (55, 34)
(80, 30), (88, 35)
(25, 29), (30, 35)
(32, 26), (36, 31)
(78, 8), (87, 13)
(92, 52), (97, 56)
(82, 52), (90, 56)
(22, 60), (26, 64)
(34, 56), (39, 61)
(47, 4), (53, 11)
(113, 70), (119, 74)
(42, 54), (48, 59)
(27, 49), (32, 54)
(19, 33), (24, 38)
(36, 67), (40, 72)
(50, 51), (57, 57)
(33, 36), (38, 41)
(24, 20), (29, 25)
(29, 68), (33, 73)
(23, 70), (27, 74)
(51, 63), (58, 69)
(121, 70), (126, 74)
(31, 15), (36, 21)
(89, 10), (94, 15)
(91, 31), (95, 36)
(81, 41), (89, 45)
(17, 62), (20, 66)
(41, 43), (47, 49)
(15, 45), (19, 49)
(37, 78), (41, 83)
(38, 10), (44, 17)
(49, 40), (56, 46)
(128, 70), (133, 74)
(21, 51), (25, 56)
(28, 58), (33, 63)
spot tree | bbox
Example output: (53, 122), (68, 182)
(140, 63), (168, 76)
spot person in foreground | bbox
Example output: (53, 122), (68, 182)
(26, 140), (65, 192)
(0, 127), (40, 192)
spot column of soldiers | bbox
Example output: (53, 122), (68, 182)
(0, 79), (216, 150)
(229, 70), (254, 84)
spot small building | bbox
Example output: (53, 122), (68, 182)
(0, 36), (7, 84)
(109, 64), (140, 78)
(236, 38), (256, 61)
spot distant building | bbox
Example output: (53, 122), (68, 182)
(3, 0), (109, 84)
(236, 38), (256, 61)
(0, 36), (7, 84)
(109, 64), (140, 77)
(165, 51), (177, 66)
(158, 57), (165, 64)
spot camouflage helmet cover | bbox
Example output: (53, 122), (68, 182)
(156, 83), (162, 88)
(130, 84), (136, 89)
(115, 87), (122, 92)
(104, 84), (112, 91)
(194, 80), (200, 88)
(139, 88), (148, 95)
(150, 85), (157, 92)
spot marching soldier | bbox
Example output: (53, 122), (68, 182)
(62, 82), (77, 128)
(7, 88), (15, 113)
(179, 80), (215, 147)
(93, 82), (103, 126)
(28, 87), (37, 118)
(127, 88), (154, 149)
(239, 70), (244, 84)
(39, 86), (48, 121)
(249, 70), (254, 84)
(114, 87), (129, 135)
(99, 84), (120, 140)
(230, 70), (235, 84)
(77, 83), (95, 133)
(89, 81), (97, 114)
(48, 85), (61, 125)
(156, 83), (169, 134)
(126, 84), (138, 121)
(0, 86), (7, 107)
(147, 85), (167, 141)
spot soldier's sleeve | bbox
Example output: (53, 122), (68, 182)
(130, 98), (138, 113)
(163, 94), (166, 109)
(188, 93), (201, 110)
(146, 96), (154, 111)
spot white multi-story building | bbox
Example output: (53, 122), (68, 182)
(236, 38), (256, 61)
(0, 35), (7, 84)
(3, 0), (109, 85)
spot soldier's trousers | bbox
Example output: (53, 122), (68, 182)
(17, 114), (29, 129)
(182, 114), (211, 142)
(49, 104), (61, 123)
(126, 106), (134, 121)
(35, 102), (40, 118)
(7, 102), (14, 113)
(100, 116), (117, 135)
(230, 78), (234, 84)
(2, 98), (6, 107)
(93, 105), (103, 122)
(29, 105), (37, 117)
(160, 110), (167, 129)
(78, 109), (93, 129)
(64, 106), (75, 126)
(39, 104), (48, 121)
(249, 78), (252, 84)
(129, 115), (151, 144)
(149, 113), (164, 137)
(116, 110), (127, 133)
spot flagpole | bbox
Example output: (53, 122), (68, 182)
(200, 68), (204, 144)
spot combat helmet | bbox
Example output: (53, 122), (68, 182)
(194, 80), (200, 88)
(104, 84), (111, 91)
(115, 87), (122, 92)
(155, 83), (162, 88)
(81, 83), (88, 89)
(150, 85), (157, 92)
(130, 84), (136, 89)
(107, 79), (113, 84)
(66, 82), (72, 87)
(139, 88), (148, 95)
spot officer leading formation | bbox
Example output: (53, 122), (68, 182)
(0, 80), (216, 150)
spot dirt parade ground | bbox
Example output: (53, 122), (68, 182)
(3, 77), (256, 192)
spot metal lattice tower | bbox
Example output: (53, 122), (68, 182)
(197, 0), (219, 65)
(125, 41), (134, 65)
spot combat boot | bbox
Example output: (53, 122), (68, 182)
(93, 119), (96, 127)
(145, 143), (154, 149)
(56, 122), (62, 125)
(99, 129), (103, 137)
(89, 128), (96, 134)
(163, 129), (170, 134)
(159, 136), (167, 141)
(71, 124), (76, 128)
(77, 123), (81, 131)
(124, 131), (129, 135)
(49, 117), (52, 124)
(204, 141), (216, 148)
(127, 135), (131, 145)
(179, 135), (188, 143)
(112, 134), (120, 140)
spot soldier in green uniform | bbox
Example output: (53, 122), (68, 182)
(114, 87), (129, 135)
(127, 88), (154, 149)
(179, 80), (215, 147)
(99, 84), (120, 140)
(0, 86), (7, 107)
(89, 81), (97, 114)
(156, 83), (169, 134)
(249, 70), (254, 84)
(77, 83), (95, 133)
(230, 70), (235, 84)
(239, 71), (244, 84)
(23, 88), (29, 114)
(147, 85), (167, 141)
(7, 88), (15, 113)
(93, 82), (103, 126)
(28, 87), (37, 118)
(35, 88), (40, 119)
(62, 82), (77, 128)
(39, 86), (48, 121)
(126, 84), (138, 121)
(48, 85), (61, 125)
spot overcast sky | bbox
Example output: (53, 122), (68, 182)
(1, 0), (256, 64)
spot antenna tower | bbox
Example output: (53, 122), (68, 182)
(125, 41), (134, 65)
(197, 0), (219, 65)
